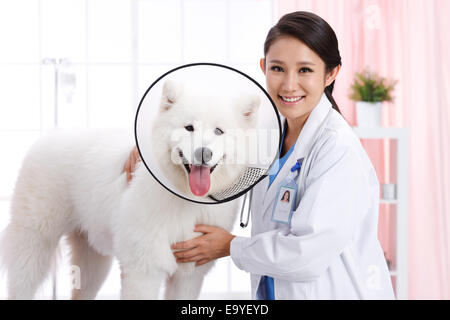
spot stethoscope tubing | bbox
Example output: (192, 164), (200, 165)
(240, 189), (252, 228)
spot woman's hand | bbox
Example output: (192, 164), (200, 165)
(172, 225), (236, 266)
(123, 146), (141, 183)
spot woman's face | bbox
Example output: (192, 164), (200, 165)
(261, 36), (339, 123)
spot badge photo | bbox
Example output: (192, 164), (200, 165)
(271, 185), (297, 224)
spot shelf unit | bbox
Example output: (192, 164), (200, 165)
(353, 127), (409, 300)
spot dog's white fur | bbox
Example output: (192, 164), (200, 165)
(0, 80), (260, 299)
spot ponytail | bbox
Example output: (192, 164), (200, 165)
(324, 80), (341, 114)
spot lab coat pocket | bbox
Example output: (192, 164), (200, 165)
(274, 278), (313, 300)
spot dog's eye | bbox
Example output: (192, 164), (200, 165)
(185, 125), (194, 132)
(214, 128), (224, 135)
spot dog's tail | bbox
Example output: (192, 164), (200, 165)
(0, 224), (63, 300)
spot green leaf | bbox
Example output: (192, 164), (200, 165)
(348, 68), (397, 103)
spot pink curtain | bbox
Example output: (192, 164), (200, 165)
(276, 0), (450, 299)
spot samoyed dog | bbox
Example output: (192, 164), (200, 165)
(0, 79), (260, 299)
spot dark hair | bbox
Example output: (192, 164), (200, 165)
(282, 190), (290, 201)
(263, 11), (342, 113)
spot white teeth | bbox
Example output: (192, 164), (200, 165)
(281, 96), (304, 102)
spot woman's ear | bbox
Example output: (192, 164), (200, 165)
(325, 65), (341, 87)
(259, 58), (266, 75)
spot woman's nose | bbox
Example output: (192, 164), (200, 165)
(282, 72), (299, 92)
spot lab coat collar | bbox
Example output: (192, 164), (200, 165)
(261, 93), (332, 215)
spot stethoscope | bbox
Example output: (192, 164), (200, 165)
(239, 159), (302, 228)
(239, 189), (252, 228)
(239, 117), (296, 229)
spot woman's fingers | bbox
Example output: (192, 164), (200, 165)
(172, 235), (210, 263)
(195, 259), (210, 267)
(173, 246), (202, 260)
(124, 146), (141, 183)
(194, 224), (216, 233)
(125, 159), (132, 182)
(172, 225), (234, 265)
(176, 255), (204, 263)
(171, 237), (201, 250)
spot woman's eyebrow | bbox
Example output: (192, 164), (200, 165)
(268, 59), (315, 66)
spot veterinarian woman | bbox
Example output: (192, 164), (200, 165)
(125, 11), (395, 299)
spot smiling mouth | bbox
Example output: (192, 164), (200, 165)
(279, 95), (306, 104)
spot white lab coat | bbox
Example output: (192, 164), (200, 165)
(230, 93), (395, 300)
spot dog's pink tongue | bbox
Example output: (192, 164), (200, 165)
(188, 165), (211, 196)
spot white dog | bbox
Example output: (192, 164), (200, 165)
(1, 79), (260, 299)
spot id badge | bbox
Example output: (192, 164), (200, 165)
(271, 181), (298, 225)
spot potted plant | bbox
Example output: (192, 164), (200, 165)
(349, 69), (397, 127)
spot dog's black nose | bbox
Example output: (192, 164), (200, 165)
(194, 147), (212, 165)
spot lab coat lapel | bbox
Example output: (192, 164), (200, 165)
(261, 93), (332, 215)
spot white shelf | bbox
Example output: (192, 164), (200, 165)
(380, 199), (398, 205)
(353, 127), (409, 300)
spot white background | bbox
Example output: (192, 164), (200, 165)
(0, 0), (276, 299)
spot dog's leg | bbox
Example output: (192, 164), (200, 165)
(1, 222), (63, 300)
(115, 238), (172, 299)
(164, 263), (212, 300)
(119, 266), (166, 300)
(67, 231), (113, 300)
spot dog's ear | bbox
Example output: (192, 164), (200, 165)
(160, 79), (182, 112)
(237, 93), (260, 125)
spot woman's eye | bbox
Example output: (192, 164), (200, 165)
(270, 66), (283, 72)
(300, 67), (312, 73)
(214, 128), (224, 135)
(185, 125), (194, 132)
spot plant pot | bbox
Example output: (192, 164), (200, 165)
(356, 101), (382, 127)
